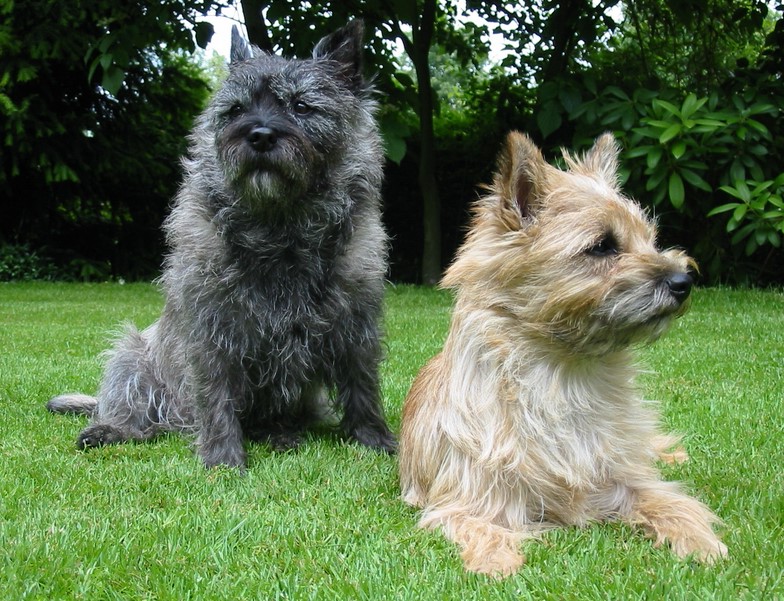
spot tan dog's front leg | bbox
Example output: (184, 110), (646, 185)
(422, 511), (528, 577)
(627, 482), (728, 563)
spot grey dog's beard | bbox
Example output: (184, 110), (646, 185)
(231, 165), (309, 209)
(244, 169), (289, 199)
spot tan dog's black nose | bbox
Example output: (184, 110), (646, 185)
(666, 272), (693, 302)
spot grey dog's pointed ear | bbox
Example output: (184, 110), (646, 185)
(312, 20), (365, 85)
(230, 25), (253, 64)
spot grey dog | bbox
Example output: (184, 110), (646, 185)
(47, 20), (396, 468)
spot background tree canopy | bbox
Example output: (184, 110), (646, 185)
(1, 0), (782, 284)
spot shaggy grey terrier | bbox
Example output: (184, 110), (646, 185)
(47, 20), (396, 468)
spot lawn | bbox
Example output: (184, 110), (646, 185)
(0, 282), (782, 600)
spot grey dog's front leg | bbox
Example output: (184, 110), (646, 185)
(195, 376), (247, 469)
(336, 335), (397, 453)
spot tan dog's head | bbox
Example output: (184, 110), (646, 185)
(444, 131), (696, 354)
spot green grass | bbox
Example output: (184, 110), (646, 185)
(0, 282), (782, 600)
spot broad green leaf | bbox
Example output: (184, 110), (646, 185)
(624, 146), (655, 159)
(393, 72), (416, 89)
(681, 94), (706, 119)
(652, 98), (680, 116)
(680, 168), (711, 192)
(734, 180), (752, 203)
(747, 102), (776, 115)
(730, 159), (746, 183)
(746, 119), (770, 137)
(732, 222), (755, 244)
(646, 146), (662, 169)
(718, 185), (745, 201)
(383, 135), (407, 164)
(646, 119), (672, 129)
(536, 103), (562, 139)
(646, 167), (667, 191)
(751, 180), (774, 195)
(669, 172), (685, 208)
(659, 123), (681, 143)
(708, 202), (741, 216)
(101, 65), (125, 96)
(558, 87), (582, 114)
(745, 235), (758, 255)
(694, 118), (728, 128)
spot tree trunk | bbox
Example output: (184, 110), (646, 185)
(239, 0), (274, 51)
(413, 0), (441, 285)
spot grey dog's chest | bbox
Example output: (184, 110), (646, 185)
(233, 241), (344, 345)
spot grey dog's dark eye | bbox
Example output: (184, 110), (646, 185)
(293, 100), (312, 115)
(226, 103), (244, 118)
(588, 235), (620, 257)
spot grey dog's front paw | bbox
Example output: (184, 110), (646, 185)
(349, 424), (397, 454)
(198, 441), (247, 470)
(76, 424), (126, 449)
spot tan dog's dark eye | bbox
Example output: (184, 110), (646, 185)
(588, 235), (619, 257)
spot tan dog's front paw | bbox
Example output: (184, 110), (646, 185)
(462, 546), (525, 578)
(670, 534), (728, 564)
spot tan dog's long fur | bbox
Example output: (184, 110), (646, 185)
(399, 132), (727, 577)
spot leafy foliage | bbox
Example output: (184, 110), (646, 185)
(0, 0), (782, 284)
(0, 244), (57, 281)
(0, 0), (218, 278)
(711, 175), (784, 256)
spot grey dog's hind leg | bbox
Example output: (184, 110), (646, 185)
(65, 326), (175, 450)
(46, 394), (128, 448)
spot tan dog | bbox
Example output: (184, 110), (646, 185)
(399, 132), (727, 577)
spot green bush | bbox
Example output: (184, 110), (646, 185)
(0, 244), (57, 282)
(0, 244), (113, 282)
(710, 174), (784, 256)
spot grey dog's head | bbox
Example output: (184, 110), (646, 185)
(204, 20), (375, 213)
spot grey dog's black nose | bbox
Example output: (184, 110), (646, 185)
(247, 126), (277, 152)
(666, 272), (693, 302)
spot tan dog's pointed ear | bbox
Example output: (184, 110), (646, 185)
(576, 132), (621, 186)
(492, 132), (549, 226)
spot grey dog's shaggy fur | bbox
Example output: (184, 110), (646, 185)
(47, 20), (396, 468)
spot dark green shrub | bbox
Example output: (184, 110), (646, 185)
(0, 244), (57, 281)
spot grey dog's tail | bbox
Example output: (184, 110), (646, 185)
(46, 394), (98, 416)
